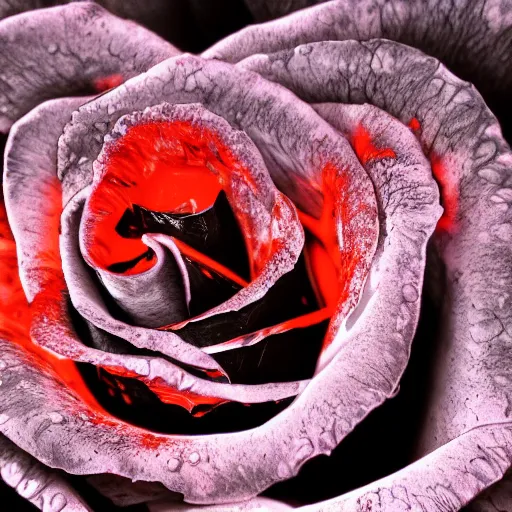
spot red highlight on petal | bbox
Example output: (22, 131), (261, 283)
(352, 125), (396, 165)
(83, 120), (254, 276)
(93, 73), (124, 93)
(408, 117), (421, 132)
(431, 154), (458, 233)
(0, 201), (104, 415)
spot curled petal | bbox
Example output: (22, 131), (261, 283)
(91, 234), (190, 328)
(0, 1), (178, 132)
(204, 0), (512, 124)
(241, 39), (512, 455)
(0, 434), (92, 511)
(297, 423), (512, 511)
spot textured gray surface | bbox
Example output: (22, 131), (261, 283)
(0, 2), (177, 132)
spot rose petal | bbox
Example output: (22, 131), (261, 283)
(4, 96), (305, 408)
(0, 1), (178, 132)
(0, 434), (92, 511)
(57, 188), (313, 404)
(204, 0), (512, 129)
(59, 57), (378, 356)
(241, 39), (512, 457)
(90, 233), (190, 328)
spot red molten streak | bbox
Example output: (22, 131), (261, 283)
(352, 125), (397, 165)
(83, 121), (234, 274)
(431, 154), (458, 233)
(0, 201), (103, 413)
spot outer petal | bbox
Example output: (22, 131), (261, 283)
(241, 38), (512, 506)
(0, 1), (178, 132)
(204, 0), (512, 134)
(0, 434), (92, 511)
(6, 66), (437, 505)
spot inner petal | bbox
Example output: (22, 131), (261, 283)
(81, 119), (242, 277)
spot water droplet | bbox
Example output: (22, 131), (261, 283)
(49, 493), (67, 511)
(49, 412), (64, 424)
(18, 478), (39, 498)
(402, 284), (418, 303)
(0, 361), (7, 370)
(47, 43), (58, 54)
(277, 461), (291, 479)
(188, 452), (200, 465)
(167, 457), (180, 471)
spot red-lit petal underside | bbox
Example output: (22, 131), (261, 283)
(0, 2), (178, 132)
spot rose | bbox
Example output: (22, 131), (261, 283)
(0, 1), (511, 511)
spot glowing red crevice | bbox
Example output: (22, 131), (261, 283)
(430, 154), (458, 233)
(0, 201), (104, 415)
(93, 73), (124, 93)
(352, 125), (397, 165)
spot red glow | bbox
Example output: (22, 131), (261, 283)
(102, 365), (226, 416)
(0, 201), (104, 414)
(352, 125), (396, 165)
(431, 154), (458, 233)
(93, 73), (124, 93)
(172, 238), (249, 289)
(298, 165), (342, 313)
(300, 161), (376, 354)
(205, 307), (332, 354)
(304, 238), (339, 310)
(408, 117), (421, 132)
(83, 120), (251, 275)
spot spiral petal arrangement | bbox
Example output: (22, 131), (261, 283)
(0, 1), (511, 511)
